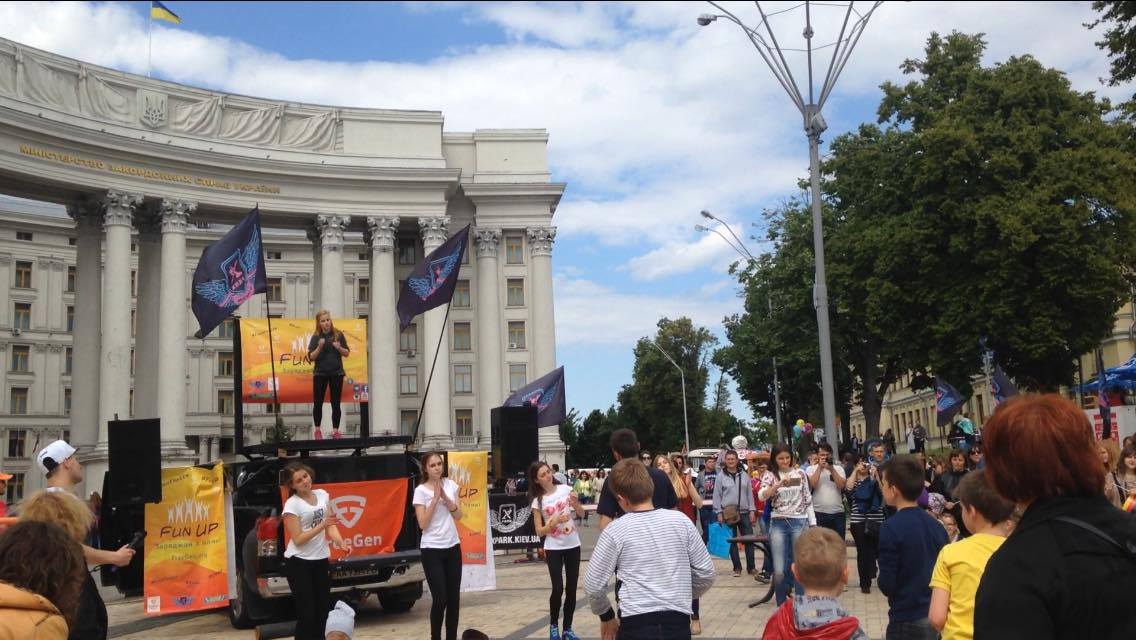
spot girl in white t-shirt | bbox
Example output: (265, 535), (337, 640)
(280, 462), (346, 640)
(413, 452), (463, 640)
(529, 461), (584, 640)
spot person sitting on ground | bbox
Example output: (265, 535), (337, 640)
(584, 459), (715, 640)
(928, 470), (1014, 640)
(324, 600), (355, 640)
(761, 526), (870, 640)
(0, 520), (86, 640)
(877, 455), (948, 640)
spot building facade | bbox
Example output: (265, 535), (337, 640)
(0, 37), (566, 502)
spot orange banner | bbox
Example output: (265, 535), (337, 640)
(143, 464), (230, 616)
(280, 479), (406, 560)
(240, 318), (369, 403)
(448, 452), (488, 566)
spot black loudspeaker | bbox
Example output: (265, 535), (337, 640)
(491, 406), (539, 478)
(107, 418), (162, 506)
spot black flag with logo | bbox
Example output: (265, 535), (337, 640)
(191, 207), (267, 338)
(503, 366), (566, 428)
(396, 224), (470, 330)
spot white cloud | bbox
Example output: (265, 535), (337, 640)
(624, 231), (742, 281)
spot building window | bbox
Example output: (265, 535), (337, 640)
(7, 429), (26, 457)
(130, 270), (136, 296)
(131, 309), (136, 337)
(218, 352), (235, 376)
(129, 389), (135, 416)
(400, 324), (417, 352)
(507, 322), (526, 350)
(358, 252), (368, 261)
(66, 266), (76, 293)
(63, 388), (71, 416)
(505, 235), (524, 264)
(400, 366), (418, 395)
(454, 364), (473, 394)
(16, 231), (32, 242)
(455, 409), (473, 437)
(507, 278), (525, 306)
(398, 238), (417, 265)
(217, 318), (235, 339)
(267, 251), (282, 260)
(400, 410), (418, 436)
(358, 278), (370, 303)
(130, 349), (135, 376)
(453, 280), (470, 308)
(64, 347), (72, 375)
(5, 472), (24, 503)
(266, 278), (283, 302)
(8, 388), (27, 418)
(14, 261), (32, 288)
(453, 322), (472, 351)
(13, 303), (30, 331)
(10, 345), (29, 372)
(68, 237), (77, 246)
(509, 364), (527, 392)
(218, 390), (234, 415)
(66, 306), (74, 333)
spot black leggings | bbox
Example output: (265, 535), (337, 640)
(284, 556), (330, 640)
(312, 374), (344, 429)
(546, 546), (580, 630)
(849, 521), (879, 589)
(421, 544), (462, 640)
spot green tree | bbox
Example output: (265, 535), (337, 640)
(1088, 1), (1136, 92)
(558, 407), (581, 454)
(617, 318), (715, 454)
(568, 407), (619, 468)
(701, 373), (744, 447)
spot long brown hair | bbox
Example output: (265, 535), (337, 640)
(0, 521), (85, 627)
(314, 309), (341, 341)
(280, 462), (315, 496)
(527, 461), (554, 502)
(654, 454), (688, 499)
(419, 452), (445, 486)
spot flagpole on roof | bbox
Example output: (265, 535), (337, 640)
(147, 4), (153, 78)
(410, 300), (453, 446)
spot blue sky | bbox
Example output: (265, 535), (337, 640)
(0, 1), (1127, 432)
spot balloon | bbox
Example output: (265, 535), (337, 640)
(792, 424), (803, 438)
(796, 419), (805, 427)
(803, 422), (814, 433)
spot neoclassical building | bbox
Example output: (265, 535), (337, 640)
(0, 37), (566, 501)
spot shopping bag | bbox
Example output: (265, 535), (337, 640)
(708, 522), (731, 558)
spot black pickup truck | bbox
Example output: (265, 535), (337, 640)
(100, 436), (427, 630)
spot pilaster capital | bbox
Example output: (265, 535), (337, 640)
(315, 214), (351, 251)
(526, 226), (557, 257)
(365, 216), (401, 253)
(33, 343), (47, 353)
(419, 216), (450, 247)
(102, 190), (143, 228)
(48, 343), (64, 353)
(50, 259), (65, 271)
(0, 343), (8, 353)
(305, 225), (321, 247)
(473, 228), (502, 259)
(159, 199), (196, 234)
(298, 274), (310, 284)
(0, 254), (10, 265)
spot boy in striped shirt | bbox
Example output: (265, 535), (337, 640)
(584, 458), (716, 640)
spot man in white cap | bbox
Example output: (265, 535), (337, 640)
(324, 600), (355, 640)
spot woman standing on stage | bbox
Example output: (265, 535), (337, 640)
(529, 461), (583, 640)
(414, 452), (463, 640)
(307, 310), (349, 440)
(280, 462), (347, 640)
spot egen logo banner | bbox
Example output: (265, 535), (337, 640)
(280, 479), (406, 559)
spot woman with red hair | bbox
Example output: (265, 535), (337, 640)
(973, 394), (1136, 639)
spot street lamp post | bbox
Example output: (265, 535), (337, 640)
(647, 339), (690, 455)
(697, 1), (883, 448)
(696, 213), (784, 444)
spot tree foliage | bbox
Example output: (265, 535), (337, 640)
(1089, 1), (1136, 91)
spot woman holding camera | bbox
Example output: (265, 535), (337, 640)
(847, 454), (885, 594)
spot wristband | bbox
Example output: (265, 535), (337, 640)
(599, 608), (616, 623)
(449, 505), (458, 513)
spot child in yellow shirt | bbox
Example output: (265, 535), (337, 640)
(928, 469), (1015, 640)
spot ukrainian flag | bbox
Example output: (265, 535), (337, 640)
(150, 1), (180, 24)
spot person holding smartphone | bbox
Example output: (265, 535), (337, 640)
(280, 462), (347, 640)
(307, 309), (350, 440)
(758, 444), (815, 605)
(807, 443), (847, 540)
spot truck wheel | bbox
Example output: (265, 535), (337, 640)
(229, 567), (268, 629)
(377, 581), (423, 614)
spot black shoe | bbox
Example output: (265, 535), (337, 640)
(755, 572), (771, 584)
(860, 586), (871, 594)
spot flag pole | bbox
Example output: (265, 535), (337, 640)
(147, 6), (153, 78)
(410, 300), (453, 445)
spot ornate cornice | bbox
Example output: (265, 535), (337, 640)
(526, 226), (556, 257)
(102, 190), (142, 228)
(159, 199), (196, 234)
(473, 228), (502, 259)
(365, 216), (400, 253)
(419, 216), (450, 247)
(316, 214), (351, 251)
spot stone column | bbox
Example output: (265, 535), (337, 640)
(91, 190), (142, 489)
(366, 216), (400, 434)
(419, 217), (452, 449)
(133, 211), (161, 419)
(32, 344), (48, 413)
(314, 214), (350, 432)
(527, 226), (565, 464)
(306, 227), (323, 314)
(209, 436), (221, 461)
(0, 255), (10, 328)
(474, 228), (503, 438)
(67, 202), (102, 450)
(158, 200), (197, 465)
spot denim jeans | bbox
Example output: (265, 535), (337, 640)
(814, 511), (845, 541)
(698, 505), (716, 543)
(770, 517), (808, 605)
(885, 618), (938, 640)
(727, 514), (755, 573)
(618, 611), (691, 639)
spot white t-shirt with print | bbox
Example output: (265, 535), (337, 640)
(413, 478), (461, 549)
(283, 489), (331, 560)
(532, 484), (581, 551)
